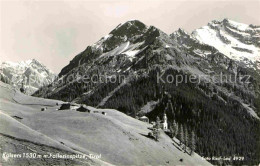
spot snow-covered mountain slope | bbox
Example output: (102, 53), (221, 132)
(58, 20), (149, 77)
(191, 19), (260, 69)
(0, 82), (211, 166)
(171, 21), (260, 120)
(0, 59), (56, 95)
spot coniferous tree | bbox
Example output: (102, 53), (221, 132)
(173, 121), (178, 137)
(190, 130), (196, 155)
(153, 116), (161, 141)
(169, 124), (174, 138)
(169, 100), (174, 116)
(184, 125), (189, 152)
(179, 124), (184, 146)
(170, 120), (178, 138)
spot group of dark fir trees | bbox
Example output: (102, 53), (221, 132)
(169, 119), (196, 156)
(148, 112), (196, 156)
(156, 97), (197, 156)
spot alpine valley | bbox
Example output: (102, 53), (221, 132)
(14, 19), (260, 165)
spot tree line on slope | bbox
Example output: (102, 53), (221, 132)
(99, 67), (260, 165)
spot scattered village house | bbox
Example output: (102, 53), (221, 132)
(139, 116), (149, 123)
(59, 103), (71, 110)
(138, 113), (168, 131)
(76, 105), (90, 112)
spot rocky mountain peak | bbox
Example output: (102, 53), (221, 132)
(177, 28), (189, 35)
(171, 28), (190, 40)
(109, 20), (148, 38)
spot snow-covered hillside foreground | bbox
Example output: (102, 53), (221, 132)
(0, 82), (211, 165)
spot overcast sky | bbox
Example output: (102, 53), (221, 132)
(1, 0), (260, 73)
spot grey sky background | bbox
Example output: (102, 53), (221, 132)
(1, 0), (260, 73)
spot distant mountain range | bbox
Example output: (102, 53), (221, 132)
(0, 59), (55, 95)
(173, 19), (260, 70)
